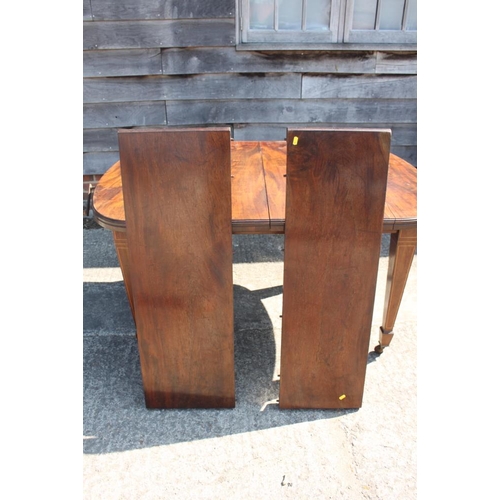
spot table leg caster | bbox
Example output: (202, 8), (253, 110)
(374, 344), (385, 354)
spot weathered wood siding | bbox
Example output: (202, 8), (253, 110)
(83, 1), (417, 175)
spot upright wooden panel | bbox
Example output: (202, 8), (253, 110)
(118, 128), (234, 408)
(279, 129), (390, 409)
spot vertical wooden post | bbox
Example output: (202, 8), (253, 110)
(279, 129), (390, 409)
(112, 231), (135, 324)
(378, 228), (417, 349)
(118, 128), (235, 409)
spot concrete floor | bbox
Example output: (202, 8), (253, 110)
(83, 226), (417, 499)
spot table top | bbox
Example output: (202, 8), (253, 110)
(92, 140), (417, 234)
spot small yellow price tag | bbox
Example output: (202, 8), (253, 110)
(339, 394), (346, 400)
(292, 136), (299, 145)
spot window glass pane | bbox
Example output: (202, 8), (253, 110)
(379, 0), (404, 30)
(406, 0), (417, 30)
(250, 0), (275, 30)
(278, 0), (302, 30)
(306, 0), (331, 31)
(352, 0), (377, 30)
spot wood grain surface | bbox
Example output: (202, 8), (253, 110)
(92, 140), (416, 234)
(118, 128), (235, 408)
(230, 141), (269, 233)
(279, 129), (391, 409)
(261, 141), (287, 231)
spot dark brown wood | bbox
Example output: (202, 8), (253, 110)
(92, 138), (416, 373)
(112, 231), (135, 324)
(118, 127), (235, 408)
(279, 129), (391, 409)
(379, 228), (417, 349)
(92, 141), (416, 234)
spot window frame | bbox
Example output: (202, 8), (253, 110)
(344, 0), (417, 44)
(236, 0), (416, 49)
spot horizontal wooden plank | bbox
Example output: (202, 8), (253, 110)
(83, 102), (167, 128)
(391, 146), (417, 166)
(83, 74), (301, 103)
(233, 123), (416, 145)
(233, 125), (287, 141)
(84, 123), (416, 154)
(376, 52), (417, 74)
(389, 125), (417, 146)
(83, 0), (92, 20)
(83, 152), (120, 175)
(80, 47), (416, 77)
(163, 47), (380, 74)
(302, 75), (416, 99)
(84, 20), (235, 50)
(166, 99), (417, 125)
(90, 0), (234, 21)
(83, 128), (119, 152)
(83, 49), (162, 77)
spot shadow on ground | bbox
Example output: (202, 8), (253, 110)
(83, 228), (391, 455)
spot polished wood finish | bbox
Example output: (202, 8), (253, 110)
(92, 159), (126, 232)
(118, 128), (235, 409)
(92, 141), (417, 234)
(112, 231), (135, 324)
(261, 141), (287, 231)
(379, 228), (417, 349)
(384, 155), (417, 230)
(279, 129), (391, 409)
(92, 138), (416, 355)
(230, 141), (269, 233)
(91, 133), (416, 409)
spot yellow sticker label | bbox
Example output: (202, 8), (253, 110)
(339, 394), (346, 400)
(293, 136), (299, 145)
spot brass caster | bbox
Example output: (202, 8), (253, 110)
(374, 344), (384, 354)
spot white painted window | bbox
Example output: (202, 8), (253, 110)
(238, 0), (417, 45)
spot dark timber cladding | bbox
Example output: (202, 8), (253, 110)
(118, 128), (235, 409)
(83, 0), (417, 175)
(279, 129), (390, 409)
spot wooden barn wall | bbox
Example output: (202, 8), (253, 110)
(83, 0), (417, 175)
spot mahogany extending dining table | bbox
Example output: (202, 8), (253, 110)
(92, 139), (416, 357)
